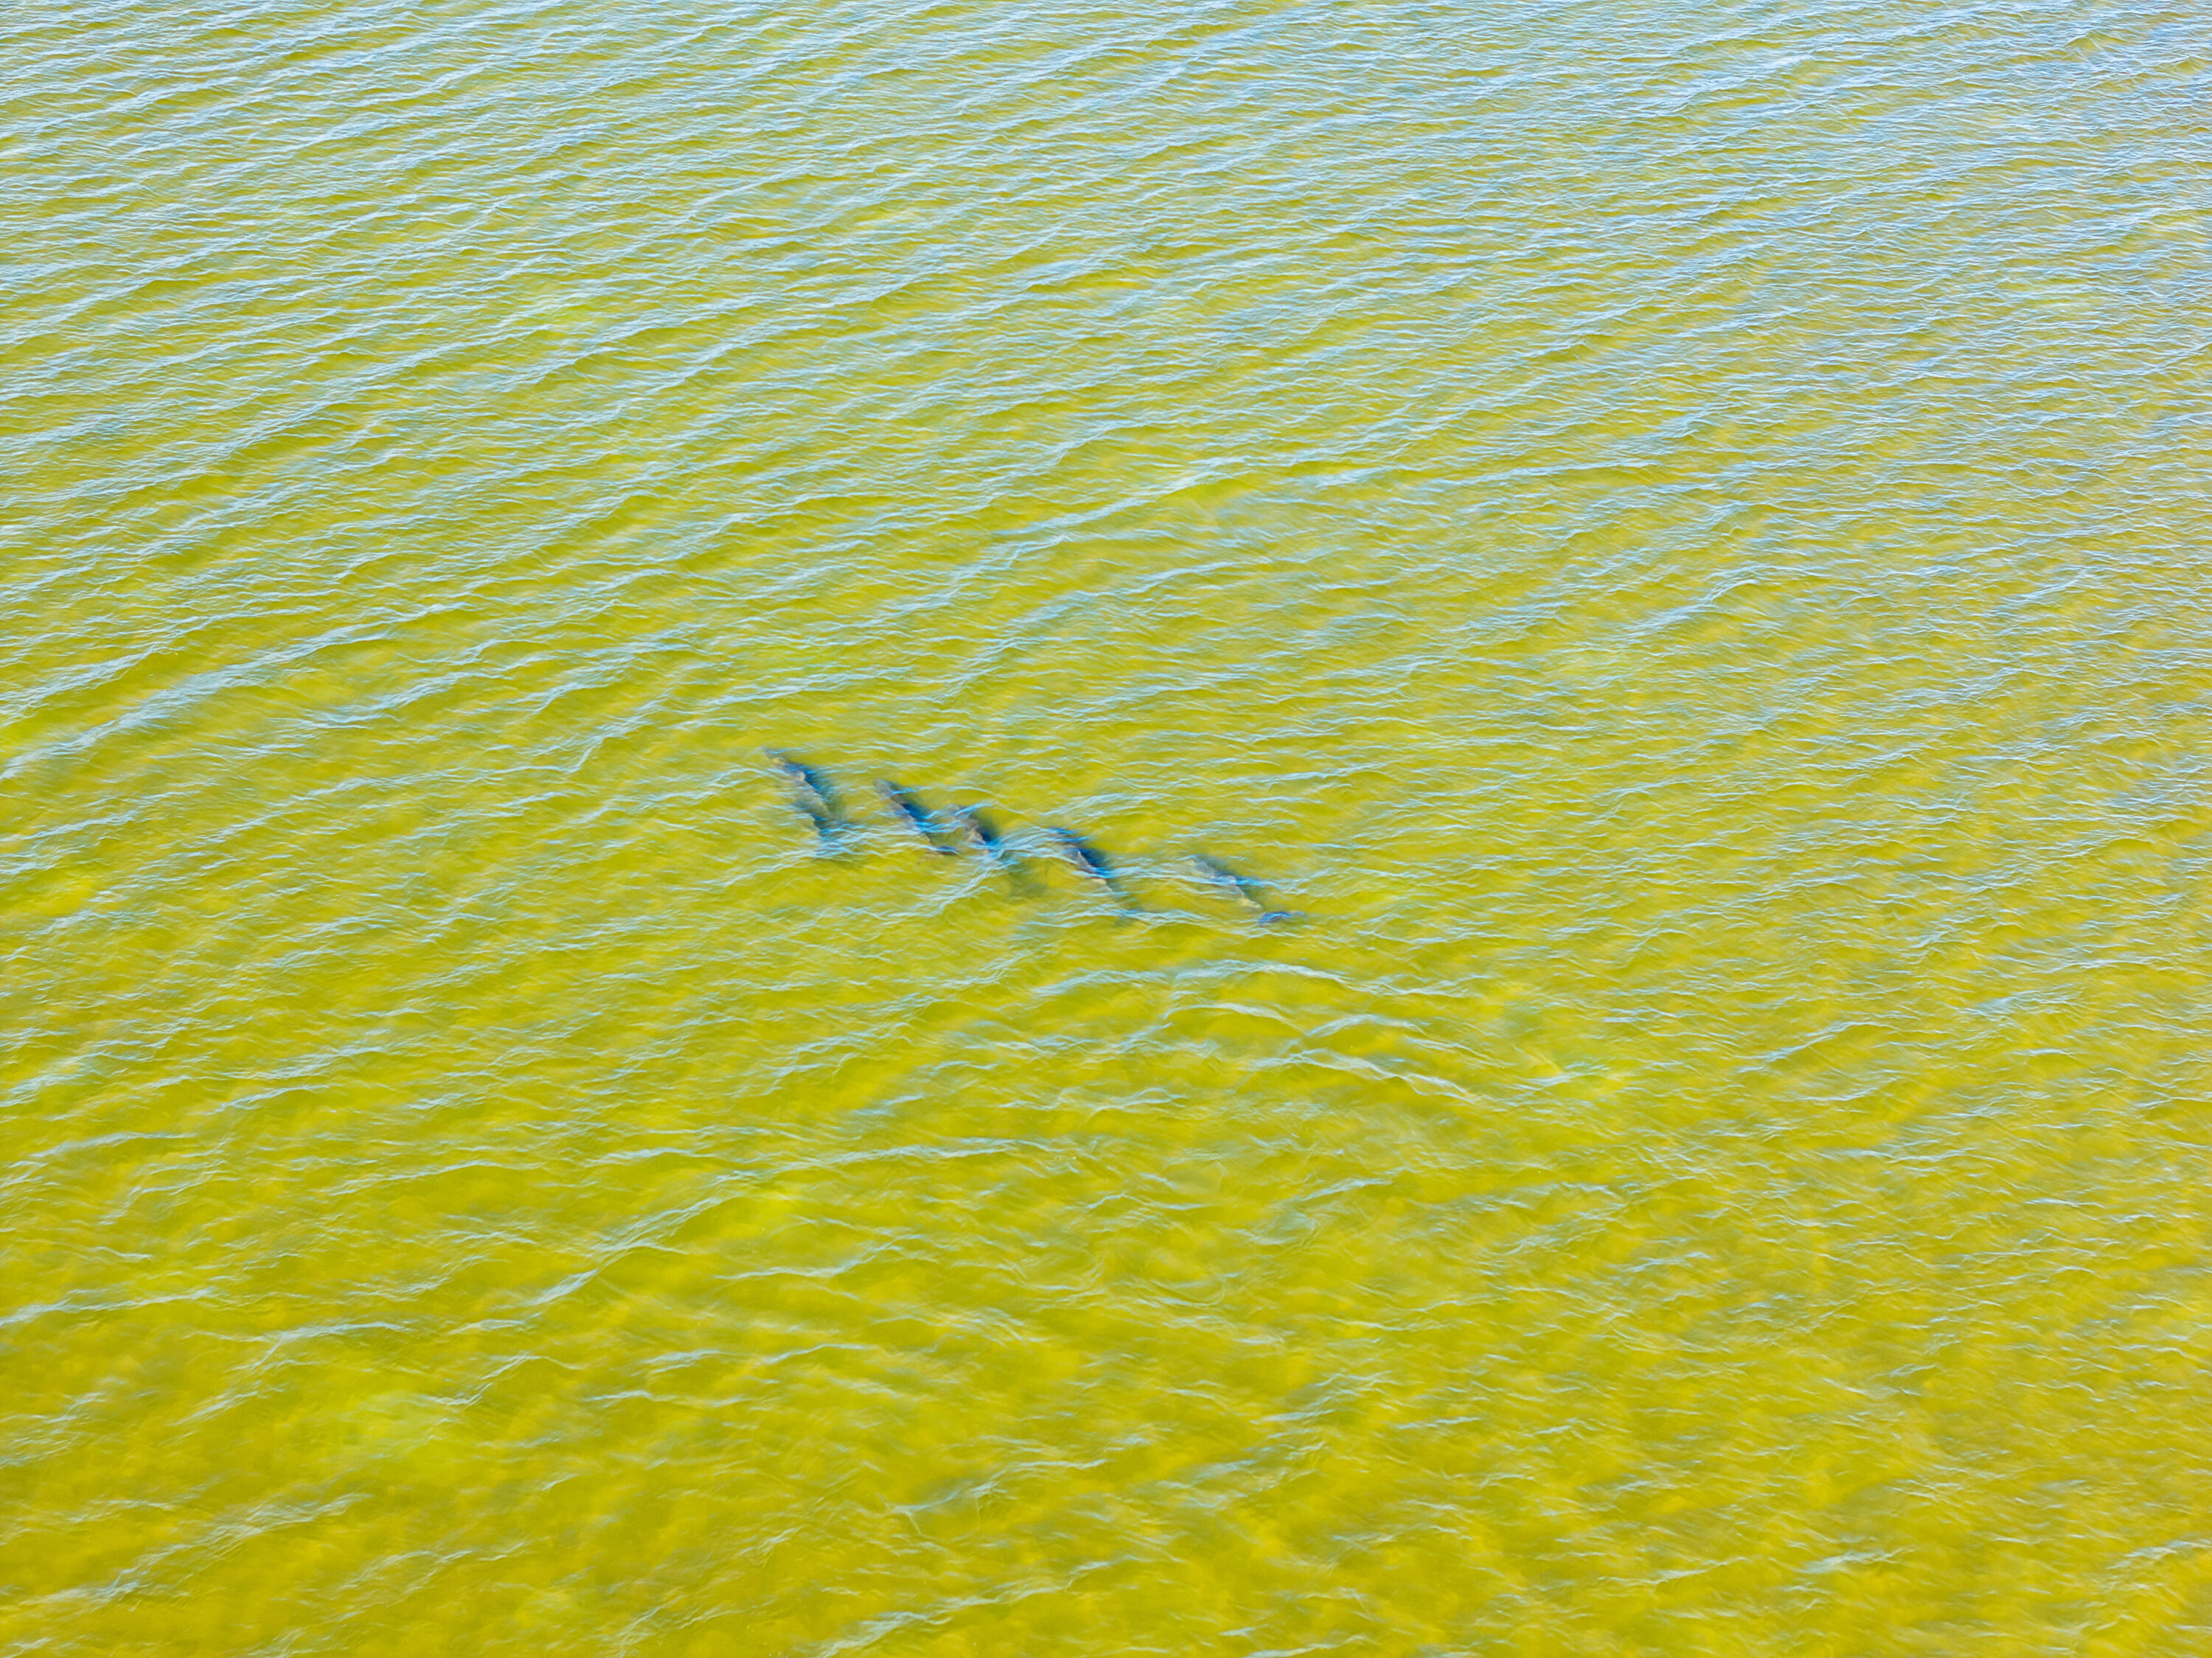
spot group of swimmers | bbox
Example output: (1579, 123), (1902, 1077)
(769, 751), (1301, 924)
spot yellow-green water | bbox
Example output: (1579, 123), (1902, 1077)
(6, 1), (2209, 1651)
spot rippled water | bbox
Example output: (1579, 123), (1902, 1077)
(7, 0), (2210, 1651)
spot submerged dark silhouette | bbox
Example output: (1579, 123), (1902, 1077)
(877, 780), (961, 853)
(1048, 827), (1139, 909)
(792, 798), (844, 853)
(769, 750), (838, 813)
(1191, 854), (1302, 924)
(958, 805), (1038, 893)
(957, 805), (1009, 859)
(769, 750), (852, 855)
(765, 755), (1310, 920)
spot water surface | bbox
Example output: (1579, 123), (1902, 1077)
(5, 1), (2209, 1652)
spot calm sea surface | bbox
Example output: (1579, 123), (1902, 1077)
(5, 1), (2208, 1652)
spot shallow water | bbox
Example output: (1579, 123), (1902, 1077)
(5, 1), (2210, 1652)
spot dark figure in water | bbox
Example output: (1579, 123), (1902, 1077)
(958, 805), (1039, 893)
(1048, 827), (1139, 910)
(1192, 854), (1302, 925)
(877, 780), (961, 854)
(769, 750), (840, 816)
(768, 750), (850, 855)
